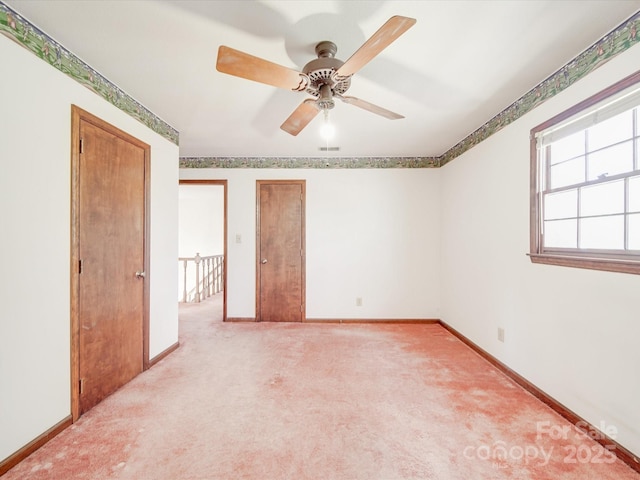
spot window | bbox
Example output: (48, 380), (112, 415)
(530, 70), (640, 274)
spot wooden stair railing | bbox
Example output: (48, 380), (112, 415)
(178, 253), (224, 303)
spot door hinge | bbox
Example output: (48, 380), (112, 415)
(79, 259), (83, 274)
(79, 378), (85, 395)
(79, 138), (84, 154)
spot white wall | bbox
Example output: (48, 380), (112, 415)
(178, 185), (224, 258)
(180, 168), (441, 320)
(0, 35), (179, 461)
(440, 43), (640, 456)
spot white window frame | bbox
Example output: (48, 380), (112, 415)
(530, 70), (640, 275)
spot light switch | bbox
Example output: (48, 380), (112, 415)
(235, 234), (242, 244)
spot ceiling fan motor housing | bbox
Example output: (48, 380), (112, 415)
(302, 41), (351, 100)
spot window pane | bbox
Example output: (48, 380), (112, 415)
(629, 213), (640, 250)
(580, 180), (625, 217)
(586, 141), (633, 180)
(587, 110), (633, 151)
(549, 131), (585, 165)
(544, 219), (577, 248)
(544, 190), (577, 220)
(629, 176), (640, 213)
(550, 157), (585, 189)
(579, 215), (624, 249)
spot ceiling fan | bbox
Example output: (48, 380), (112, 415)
(215, 16), (416, 136)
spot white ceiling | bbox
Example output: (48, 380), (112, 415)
(6, 0), (640, 158)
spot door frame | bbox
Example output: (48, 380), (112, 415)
(178, 179), (228, 322)
(255, 179), (306, 322)
(70, 105), (151, 421)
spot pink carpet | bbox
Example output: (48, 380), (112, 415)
(3, 294), (639, 479)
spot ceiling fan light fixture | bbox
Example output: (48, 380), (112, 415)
(319, 109), (336, 141)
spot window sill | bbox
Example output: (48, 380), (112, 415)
(528, 253), (640, 275)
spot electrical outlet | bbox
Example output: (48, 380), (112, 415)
(356, 297), (363, 307)
(497, 327), (505, 343)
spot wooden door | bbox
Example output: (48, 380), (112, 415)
(71, 106), (149, 418)
(256, 180), (305, 322)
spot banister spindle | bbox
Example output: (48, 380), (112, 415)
(194, 253), (201, 303)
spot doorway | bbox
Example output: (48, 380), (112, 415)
(70, 105), (150, 420)
(256, 180), (306, 322)
(178, 180), (227, 321)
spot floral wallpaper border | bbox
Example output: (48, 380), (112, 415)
(0, 2), (179, 146)
(179, 156), (439, 169)
(439, 10), (640, 167)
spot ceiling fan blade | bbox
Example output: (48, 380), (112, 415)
(280, 99), (320, 136)
(335, 16), (416, 79)
(216, 46), (308, 91)
(337, 95), (404, 119)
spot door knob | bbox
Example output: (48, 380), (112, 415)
(135, 271), (146, 278)
(261, 259), (268, 264)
